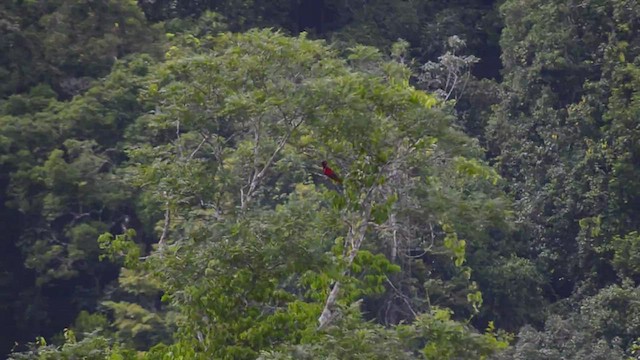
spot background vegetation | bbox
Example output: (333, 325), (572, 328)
(1, 0), (639, 358)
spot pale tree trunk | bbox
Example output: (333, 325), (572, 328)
(387, 161), (400, 263)
(318, 194), (374, 330)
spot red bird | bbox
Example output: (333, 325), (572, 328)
(322, 160), (342, 183)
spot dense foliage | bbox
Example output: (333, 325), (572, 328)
(1, 0), (640, 358)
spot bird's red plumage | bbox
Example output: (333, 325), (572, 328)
(322, 161), (342, 183)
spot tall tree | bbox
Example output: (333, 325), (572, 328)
(94, 29), (511, 358)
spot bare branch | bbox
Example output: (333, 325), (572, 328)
(253, 121), (262, 177)
(444, 61), (452, 97)
(456, 69), (472, 101)
(241, 116), (304, 210)
(158, 202), (170, 247)
(188, 133), (210, 161)
(176, 119), (184, 159)
(445, 73), (459, 101)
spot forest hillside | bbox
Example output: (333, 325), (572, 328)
(1, 0), (640, 359)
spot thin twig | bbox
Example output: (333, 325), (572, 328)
(385, 275), (418, 318)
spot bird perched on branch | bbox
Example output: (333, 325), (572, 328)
(321, 160), (342, 183)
